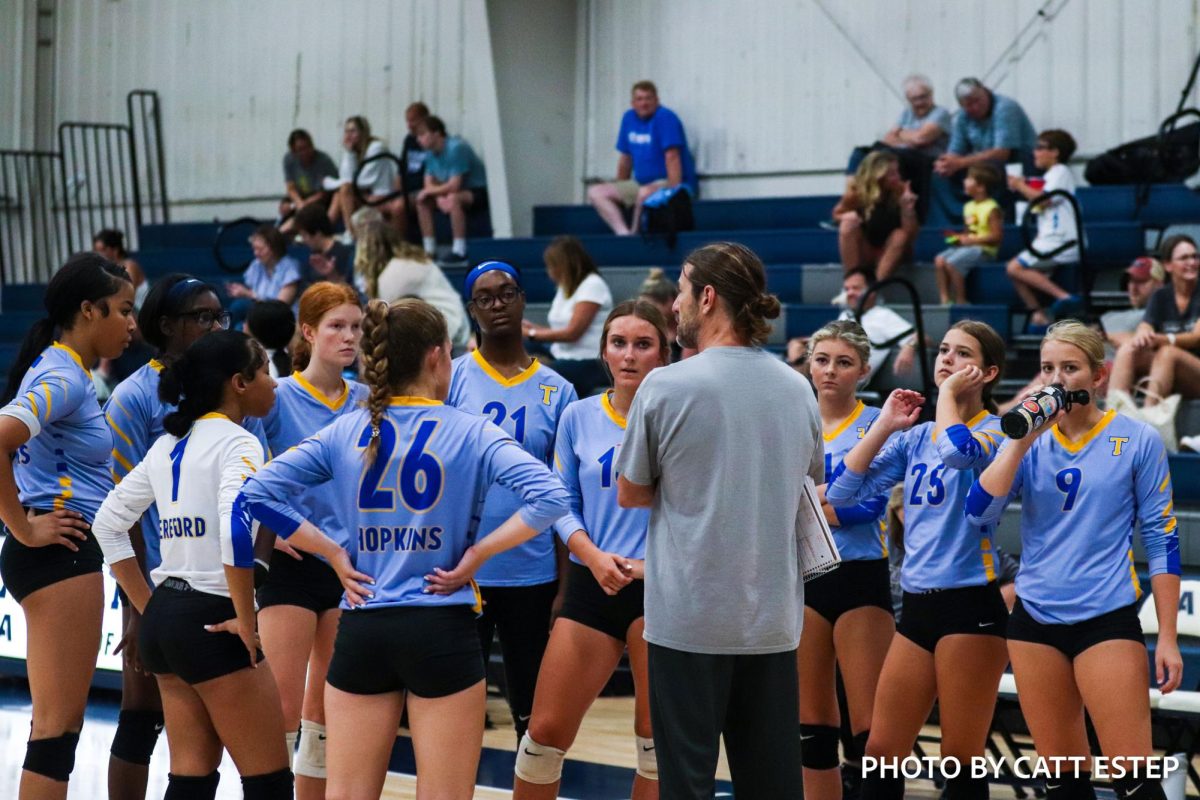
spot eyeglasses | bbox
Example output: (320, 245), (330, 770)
(470, 286), (522, 310)
(177, 309), (232, 329)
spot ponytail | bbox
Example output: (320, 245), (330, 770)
(3, 252), (129, 403)
(360, 300), (392, 468)
(159, 331), (266, 437)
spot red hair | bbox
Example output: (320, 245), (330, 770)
(291, 282), (361, 370)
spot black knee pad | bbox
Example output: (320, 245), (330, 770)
(1044, 774), (1096, 799)
(860, 774), (904, 800)
(799, 724), (841, 770)
(23, 731), (81, 782)
(242, 767), (294, 800)
(847, 729), (869, 761)
(1114, 775), (1167, 800)
(110, 709), (165, 766)
(164, 770), (220, 800)
(944, 775), (989, 800)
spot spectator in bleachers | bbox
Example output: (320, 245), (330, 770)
(1102, 257), (1166, 348)
(246, 299), (296, 379)
(838, 268), (919, 385)
(833, 151), (920, 281)
(384, 101), (431, 239)
(294, 204), (356, 293)
(523, 236), (614, 397)
(1005, 129), (1082, 330)
(278, 128), (337, 233)
(638, 267), (686, 361)
(932, 77), (1037, 224)
(93, 229), (147, 311)
(414, 115), (488, 267)
(353, 219), (470, 352)
(587, 80), (698, 236)
(227, 224), (301, 326)
(933, 164), (1003, 305)
(1110, 235), (1200, 404)
(786, 337), (810, 375)
(324, 115), (396, 230)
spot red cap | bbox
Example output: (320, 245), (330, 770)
(1126, 257), (1166, 283)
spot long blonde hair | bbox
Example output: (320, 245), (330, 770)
(853, 151), (900, 221)
(354, 221), (432, 299)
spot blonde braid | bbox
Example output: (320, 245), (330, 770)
(361, 299), (392, 467)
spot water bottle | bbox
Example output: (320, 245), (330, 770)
(1001, 384), (1090, 439)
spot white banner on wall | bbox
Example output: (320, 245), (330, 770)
(0, 573), (125, 674)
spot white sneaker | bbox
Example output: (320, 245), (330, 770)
(1181, 434), (1200, 453)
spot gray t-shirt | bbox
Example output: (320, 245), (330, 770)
(616, 346), (824, 655)
(896, 105), (953, 158)
(283, 149), (339, 198)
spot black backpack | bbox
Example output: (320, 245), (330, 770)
(1085, 113), (1200, 186)
(640, 185), (695, 248)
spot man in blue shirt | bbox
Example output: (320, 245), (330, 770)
(414, 115), (488, 267)
(587, 81), (697, 235)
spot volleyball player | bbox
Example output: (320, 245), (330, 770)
(0, 253), (134, 798)
(93, 330), (330, 799)
(447, 261), (577, 740)
(104, 273), (231, 799)
(827, 320), (1009, 800)
(967, 321), (1182, 800)
(513, 300), (669, 800)
(802, 320), (894, 800)
(256, 282), (366, 799)
(235, 298), (571, 800)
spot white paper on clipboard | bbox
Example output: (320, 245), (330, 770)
(797, 476), (841, 582)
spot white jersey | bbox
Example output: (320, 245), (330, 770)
(92, 413), (264, 598)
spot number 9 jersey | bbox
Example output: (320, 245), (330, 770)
(235, 397), (572, 610)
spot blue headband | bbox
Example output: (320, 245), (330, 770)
(463, 261), (522, 298)
(165, 277), (209, 309)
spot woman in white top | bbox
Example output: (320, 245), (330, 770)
(325, 116), (395, 230)
(91, 330), (365, 800)
(354, 220), (470, 351)
(523, 236), (613, 397)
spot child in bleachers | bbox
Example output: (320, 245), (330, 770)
(1005, 129), (1082, 330)
(933, 164), (1003, 305)
(246, 299), (296, 378)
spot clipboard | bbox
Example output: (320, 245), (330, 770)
(797, 476), (841, 582)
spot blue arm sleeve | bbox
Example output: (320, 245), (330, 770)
(936, 424), (1002, 469)
(964, 449), (1022, 527)
(552, 413), (587, 544)
(826, 430), (908, 508)
(832, 493), (888, 525)
(1135, 432), (1181, 577)
(235, 433), (334, 539)
(484, 431), (572, 533)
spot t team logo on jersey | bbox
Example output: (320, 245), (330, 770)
(1109, 436), (1130, 457)
(538, 384), (559, 406)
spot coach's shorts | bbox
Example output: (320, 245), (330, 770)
(558, 560), (644, 641)
(0, 510), (104, 603)
(256, 550), (344, 613)
(138, 579), (264, 684)
(1007, 597), (1143, 659)
(899, 582), (1008, 653)
(326, 605), (484, 698)
(805, 558), (893, 625)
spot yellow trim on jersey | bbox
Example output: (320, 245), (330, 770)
(1160, 475), (1171, 493)
(111, 449), (134, 473)
(601, 391), (628, 429)
(41, 381), (52, 419)
(148, 359), (165, 373)
(292, 371), (349, 412)
(1051, 408), (1117, 454)
(241, 457), (257, 473)
(1128, 548), (1143, 599)
(878, 519), (889, 558)
(107, 413), (133, 447)
(981, 536), (997, 582)
(51, 342), (91, 377)
(823, 400), (865, 443)
(389, 396), (443, 406)
(470, 578), (483, 614)
(932, 408), (990, 442)
(24, 392), (40, 420)
(471, 349), (540, 388)
(554, 452), (564, 472)
(53, 475), (73, 511)
(197, 412), (231, 421)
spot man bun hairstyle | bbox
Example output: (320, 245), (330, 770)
(683, 242), (780, 347)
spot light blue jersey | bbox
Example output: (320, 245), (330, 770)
(827, 411), (1004, 592)
(0, 343), (113, 521)
(106, 359), (269, 571)
(966, 409), (1179, 624)
(235, 398), (571, 610)
(446, 351), (577, 586)
(822, 401), (888, 561)
(262, 372), (368, 549)
(553, 392), (648, 562)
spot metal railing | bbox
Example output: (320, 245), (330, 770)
(0, 89), (169, 287)
(1018, 188), (1088, 318)
(855, 276), (934, 420)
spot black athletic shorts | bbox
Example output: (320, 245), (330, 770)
(805, 558), (893, 625)
(558, 560), (644, 641)
(1007, 597), (1144, 659)
(899, 582), (1008, 653)
(138, 579), (265, 685)
(0, 509), (104, 603)
(256, 550), (344, 613)
(326, 604), (484, 698)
